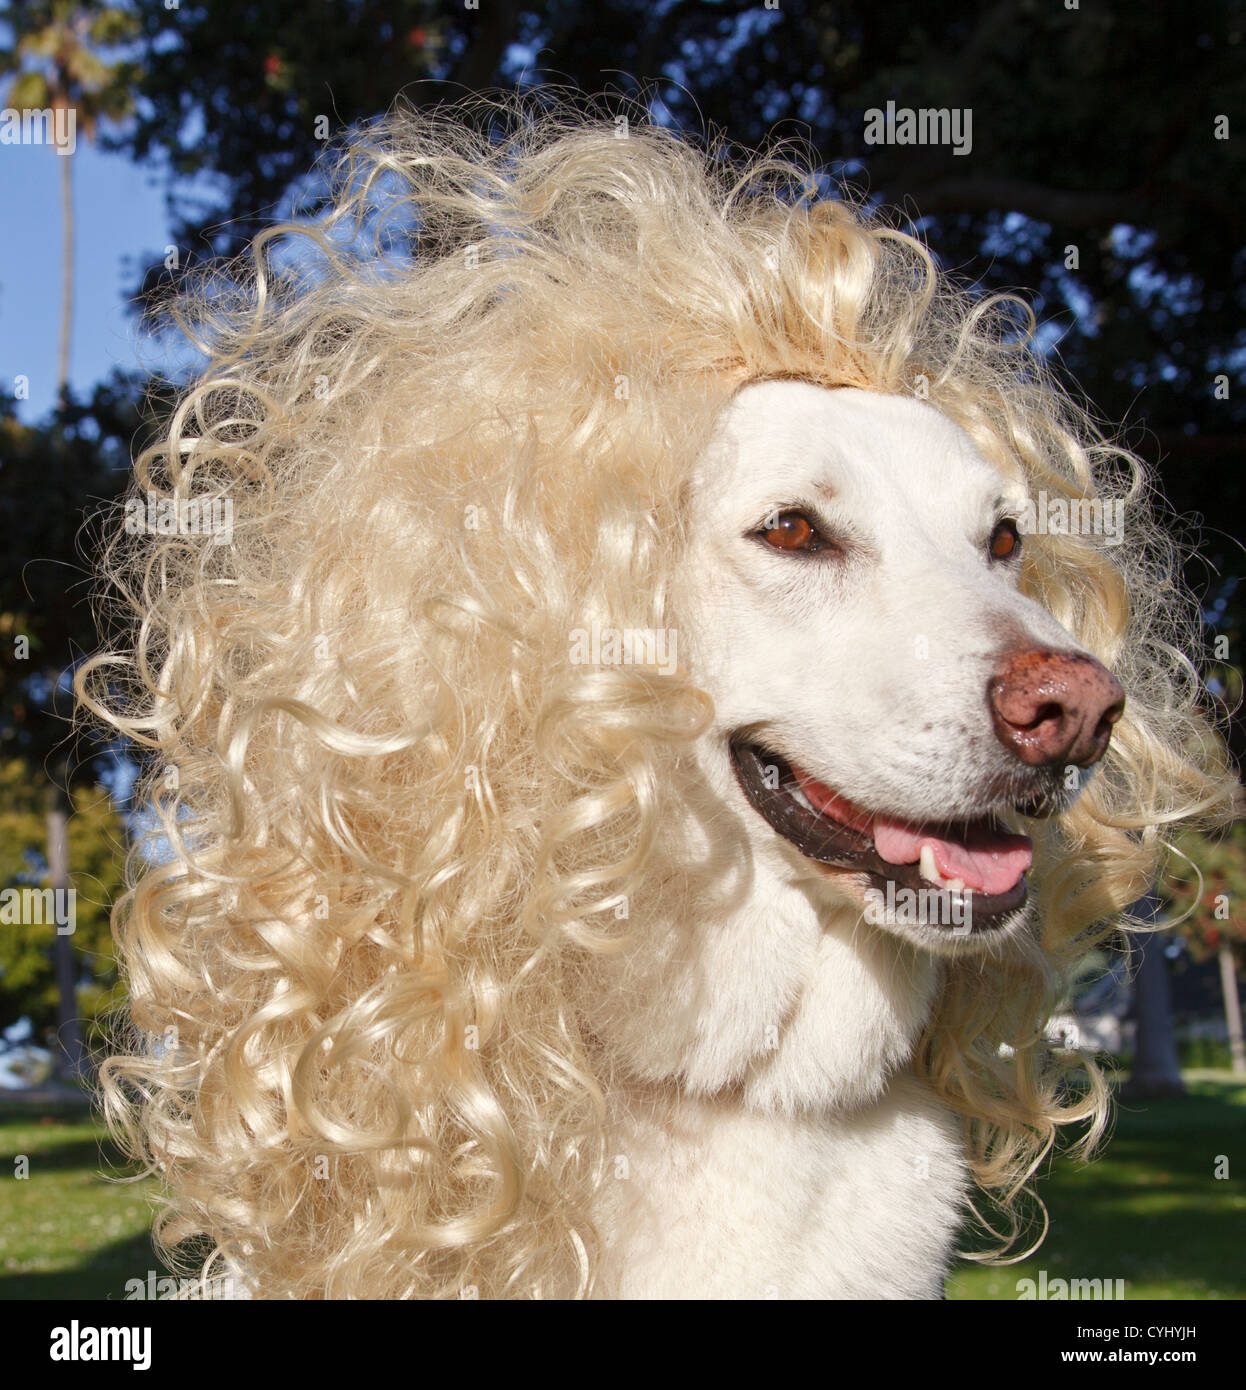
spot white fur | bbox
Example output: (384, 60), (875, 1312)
(587, 382), (1094, 1298)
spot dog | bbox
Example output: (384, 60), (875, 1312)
(82, 102), (1232, 1299)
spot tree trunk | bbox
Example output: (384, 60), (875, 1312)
(1219, 942), (1246, 1076)
(46, 777), (86, 1082)
(58, 145), (73, 402)
(48, 121), (83, 1082)
(1126, 909), (1186, 1099)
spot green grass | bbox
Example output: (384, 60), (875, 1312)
(1, 1073), (1242, 1299)
(946, 1072), (1246, 1300)
(0, 1098), (159, 1300)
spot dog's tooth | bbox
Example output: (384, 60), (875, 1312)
(945, 877), (965, 893)
(918, 844), (942, 885)
(790, 785), (815, 812)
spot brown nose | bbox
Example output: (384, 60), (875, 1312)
(989, 649), (1125, 768)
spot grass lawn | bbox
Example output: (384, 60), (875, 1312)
(946, 1072), (1246, 1300)
(1, 1072), (1242, 1299)
(0, 1097), (159, 1300)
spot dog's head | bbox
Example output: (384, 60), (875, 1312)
(682, 379), (1124, 952)
(578, 376), (1132, 1113)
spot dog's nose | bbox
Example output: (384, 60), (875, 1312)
(988, 649), (1125, 768)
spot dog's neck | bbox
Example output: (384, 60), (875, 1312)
(578, 784), (942, 1113)
(575, 765), (961, 1297)
(590, 1063), (966, 1298)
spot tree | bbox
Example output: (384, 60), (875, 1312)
(118, 0), (465, 269)
(1124, 895), (1187, 1099)
(0, 757), (127, 1061)
(1163, 821), (1246, 1075)
(0, 379), (149, 1078)
(0, 1), (140, 1078)
(1, 0), (141, 402)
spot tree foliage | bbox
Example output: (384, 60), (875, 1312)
(0, 378), (154, 775)
(0, 0), (140, 137)
(1165, 821), (1246, 965)
(0, 757), (126, 1053)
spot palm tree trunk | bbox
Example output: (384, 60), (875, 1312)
(46, 148), (83, 1083)
(58, 146), (73, 402)
(46, 777), (86, 1081)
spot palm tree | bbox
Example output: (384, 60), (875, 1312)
(1, 1), (139, 1081)
(2, 2), (140, 402)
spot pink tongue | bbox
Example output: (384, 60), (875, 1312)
(793, 765), (1032, 896)
(872, 818), (1032, 896)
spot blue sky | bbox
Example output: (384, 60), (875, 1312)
(0, 135), (175, 421)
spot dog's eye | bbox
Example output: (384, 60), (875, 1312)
(760, 510), (826, 553)
(990, 519), (1020, 561)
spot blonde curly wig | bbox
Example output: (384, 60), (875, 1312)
(79, 95), (1237, 1298)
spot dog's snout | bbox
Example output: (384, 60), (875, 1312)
(988, 649), (1125, 768)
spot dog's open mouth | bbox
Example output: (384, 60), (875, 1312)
(729, 739), (1034, 931)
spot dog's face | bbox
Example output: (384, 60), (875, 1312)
(681, 380), (1124, 952)
(579, 379), (1124, 1109)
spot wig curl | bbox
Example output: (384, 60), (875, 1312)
(80, 94), (1236, 1298)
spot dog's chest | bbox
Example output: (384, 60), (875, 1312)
(592, 1074), (967, 1299)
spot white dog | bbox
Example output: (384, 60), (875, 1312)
(89, 111), (1225, 1303)
(586, 380), (1123, 1299)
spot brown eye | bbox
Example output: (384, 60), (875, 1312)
(763, 511), (820, 552)
(990, 519), (1020, 560)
